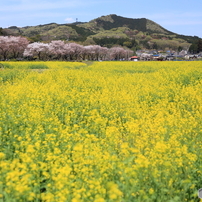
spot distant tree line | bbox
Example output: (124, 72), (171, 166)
(0, 36), (133, 61)
(93, 37), (137, 48)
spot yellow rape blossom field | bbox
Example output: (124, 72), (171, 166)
(0, 61), (202, 202)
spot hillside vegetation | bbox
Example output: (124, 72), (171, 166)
(1, 14), (201, 50)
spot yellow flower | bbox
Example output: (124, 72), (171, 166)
(0, 152), (5, 159)
(73, 143), (83, 151)
(94, 198), (105, 202)
(109, 193), (117, 200)
(1, 61), (202, 201)
(71, 198), (82, 202)
(26, 145), (35, 153)
(149, 188), (154, 195)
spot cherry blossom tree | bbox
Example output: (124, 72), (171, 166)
(85, 45), (100, 60)
(0, 36), (10, 60)
(83, 45), (109, 60)
(84, 45), (96, 60)
(62, 43), (72, 60)
(48, 40), (65, 60)
(0, 36), (29, 60)
(23, 42), (49, 60)
(9, 36), (29, 59)
(0, 34), (135, 61)
(109, 47), (128, 60)
(20, 40), (133, 61)
(63, 43), (84, 60)
(99, 47), (109, 60)
(109, 46), (133, 60)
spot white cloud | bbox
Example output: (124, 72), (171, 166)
(65, 17), (75, 23)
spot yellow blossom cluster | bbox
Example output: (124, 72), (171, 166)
(0, 61), (202, 201)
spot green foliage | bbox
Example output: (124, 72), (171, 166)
(27, 64), (49, 69)
(146, 20), (171, 34)
(67, 24), (95, 41)
(189, 43), (198, 54)
(0, 63), (4, 68)
(197, 39), (202, 52)
(189, 39), (202, 54)
(1, 63), (14, 69)
(0, 27), (3, 36)
(123, 41), (133, 48)
(152, 42), (158, 50)
(93, 37), (131, 48)
(0, 69), (28, 83)
(41, 26), (78, 41)
(178, 46), (183, 52)
(79, 14), (149, 32)
(29, 34), (42, 42)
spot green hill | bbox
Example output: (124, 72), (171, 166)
(78, 14), (171, 34)
(1, 14), (201, 50)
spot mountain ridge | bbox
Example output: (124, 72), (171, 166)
(79, 14), (172, 34)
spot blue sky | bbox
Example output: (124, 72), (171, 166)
(1, 0), (202, 38)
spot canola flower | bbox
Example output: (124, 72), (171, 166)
(0, 61), (202, 201)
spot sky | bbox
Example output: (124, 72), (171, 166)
(1, 0), (202, 38)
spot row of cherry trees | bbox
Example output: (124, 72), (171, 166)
(0, 36), (133, 61)
(0, 36), (29, 60)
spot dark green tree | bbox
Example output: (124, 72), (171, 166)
(123, 41), (132, 48)
(197, 39), (202, 53)
(188, 42), (198, 54)
(189, 39), (202, 54)
(0, 27), (3, 36)
(178, 46), (183, 52)
(152, 42), (158, 50)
